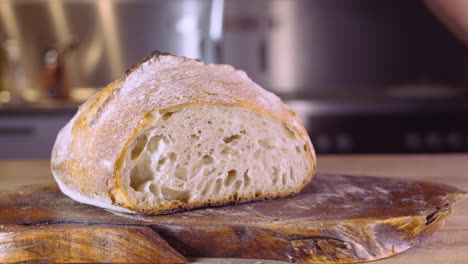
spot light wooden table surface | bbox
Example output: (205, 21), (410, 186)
(1, 154), (467, 264)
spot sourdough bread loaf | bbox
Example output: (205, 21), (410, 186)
(51, 51), (316, 214)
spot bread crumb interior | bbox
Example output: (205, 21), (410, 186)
(120, 104), (311, 210)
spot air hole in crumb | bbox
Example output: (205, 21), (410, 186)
(203, 168), (215, 176)
(162, 112), (174, 120)
(214, 178), (222, 195)
(296, 146), (301, 153)
(201, 184), (210, 196)
(201, 179), (214, 196)
(156, 157), (166, 170)
(129, 165), (152, 191)
(175, 167), (188, 181)
(131, 134), (147, 160)
(233, 191), (239, 200)
(243, 170), (251, 186)
(272, 167), (280, 185)
(282, 173), (287, 185)
(168, 152), (177, 162)
(224, 170), (237, 186)
(259, 138), (274, 149)
(253, 150), (261, 159)
(196, 180), (205, 190)
(190, 134), (199, 140)
(207, 168), (217, 175)
(170, 200), (181, 206)
(233, 180), (242, 192)
(223, 135), (241, 144)
(240, 129), (246, 134)
(161, 186), (190, 203)
(149, 184), (159, 196)
(255, 190), (262, 198)
(198, 130), (202, 134)
(290, 167), (295, 181)
(221, 146), (234, 156)
(147, 135), (165, 153)
(201, 155), (214, 165)
(283, 123), (296, 139)
(207, 121), (212, 124)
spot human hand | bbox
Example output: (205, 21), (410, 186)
(425, 0), (468, 46)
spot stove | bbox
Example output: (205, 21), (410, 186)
(286, 91), (468, 154)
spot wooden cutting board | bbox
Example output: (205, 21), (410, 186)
(0, 173), (465, 264)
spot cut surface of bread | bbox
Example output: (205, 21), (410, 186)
(51, 51), (316, 214)
(121, 104), (311, 212)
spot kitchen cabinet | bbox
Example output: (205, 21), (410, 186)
(0, 102), (77, 159)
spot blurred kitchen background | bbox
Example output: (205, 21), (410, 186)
(0, 0), (467, 158)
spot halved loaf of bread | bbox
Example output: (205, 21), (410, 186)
(51, 51), (316, 214)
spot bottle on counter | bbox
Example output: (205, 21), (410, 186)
(41, 37), (79, 100)
(1, 40), (27, 104)
(42, 48), (70, 100)
(0, 42), (4, 92)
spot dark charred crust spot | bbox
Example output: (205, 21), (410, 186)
(425, 210), (439, 226)
(125, 50), (174, 77)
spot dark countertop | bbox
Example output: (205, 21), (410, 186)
(0, 100), (81, 115)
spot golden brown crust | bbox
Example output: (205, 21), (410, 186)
(51, 51), (316, 214)
(126, 187), (303, 215)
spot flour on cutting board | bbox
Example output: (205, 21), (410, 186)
(79, 173), (444, 226)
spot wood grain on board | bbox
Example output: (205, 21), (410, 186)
(0, 172), (465, 263)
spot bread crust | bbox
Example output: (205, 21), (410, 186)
(51, 52), (316, 214)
